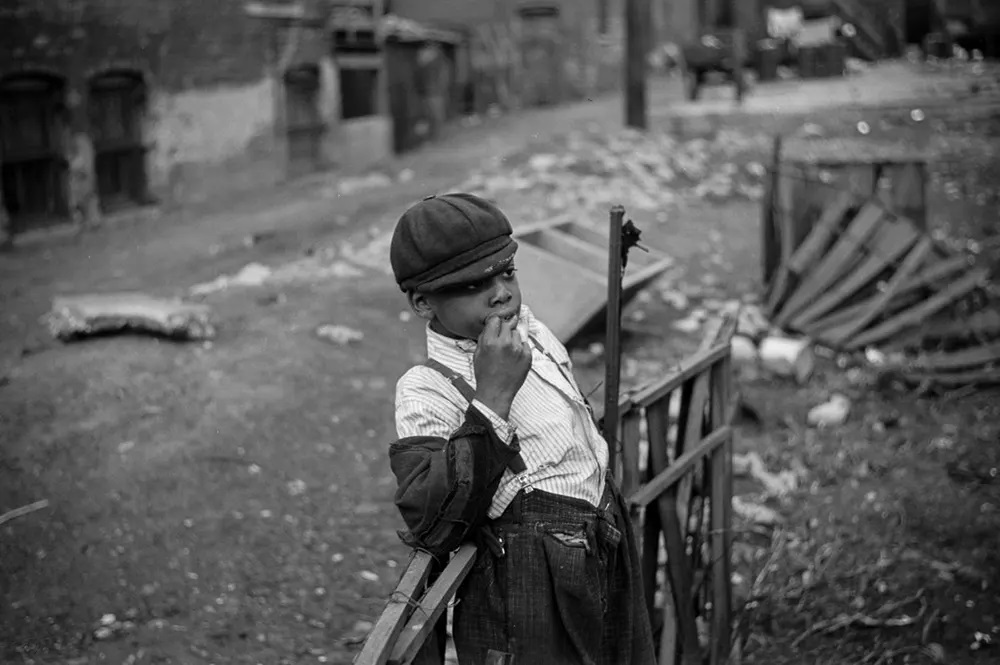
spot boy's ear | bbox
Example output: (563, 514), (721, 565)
(407, 291), (436, 321)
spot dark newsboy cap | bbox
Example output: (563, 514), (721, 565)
(390, 193), (519, 292)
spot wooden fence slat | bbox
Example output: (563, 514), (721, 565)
(761, 136), (782, 289)
(355, 552), (437, 665)
(824, 236), (933, 347)
(846, 268), (988, 349)
(645, 396), (690, 664)
(621, 410), (644, 538)
(676, 373), (712, 530)
(764, 165), (800, 316)
(775, 202), (885, 326)
(388, 545), (478, 665)
(788, 215), (920, 329)
(709, 359), (733, 664)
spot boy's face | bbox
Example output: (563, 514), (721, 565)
(409, 267), (522, 340)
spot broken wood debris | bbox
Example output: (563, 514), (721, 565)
(762, 157), (997, 388)
(44, 293), (216, 342)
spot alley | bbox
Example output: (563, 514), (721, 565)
(2, 57), (1000, 665)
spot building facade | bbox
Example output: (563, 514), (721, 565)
(0, 0), (393, 242)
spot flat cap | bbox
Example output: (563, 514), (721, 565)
(390, 193), (518, 292)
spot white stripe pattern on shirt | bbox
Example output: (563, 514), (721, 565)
(394, 305), (608, 518)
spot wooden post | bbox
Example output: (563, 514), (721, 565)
(625, 0), (649, 129)
(603, 205), (626, 449)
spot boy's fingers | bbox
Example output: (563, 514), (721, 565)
(481, 315), (501, 340)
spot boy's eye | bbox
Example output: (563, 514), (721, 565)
(502, 267), (517, 279)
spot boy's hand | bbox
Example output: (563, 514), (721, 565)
(474, 315), (532, 420)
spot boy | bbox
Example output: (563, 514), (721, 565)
(388, 193), (655, 664)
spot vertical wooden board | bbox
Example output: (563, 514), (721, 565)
(761, 136), (783, 288)
(709, 359), (733, 664)
(775, 202), (885, 326)
(646, 395), (701, 665)
(788, 215), (919, 330)
(826, 236), (933, 348)
(677, 373), (712, 530)
(621, 410), (643, 537)
(642, 504), (662, 624)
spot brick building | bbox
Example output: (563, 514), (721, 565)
(0, 0), (393, 242)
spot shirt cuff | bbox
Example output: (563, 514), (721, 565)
(471, 399), (516, 444)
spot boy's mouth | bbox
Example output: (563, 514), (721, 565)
(488, 310), (519, 325)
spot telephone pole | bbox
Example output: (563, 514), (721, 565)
(624, 0), (650, 129)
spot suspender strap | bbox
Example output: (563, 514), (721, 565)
(423, 358), (527, 474)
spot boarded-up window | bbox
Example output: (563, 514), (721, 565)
(0, 74), (68, 231)
(89, 71), (148, 212)
(339, 67), (379, 119)
(283, 64), (324, 174)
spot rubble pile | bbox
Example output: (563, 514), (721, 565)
(453, 127), (770, 220)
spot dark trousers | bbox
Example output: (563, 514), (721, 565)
(453, 479), (656, 665)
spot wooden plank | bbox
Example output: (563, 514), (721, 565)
(763, 163), (799, 316)
(785, 189), (856, 276)
(646, 395), (700, 665)
(630, 342), (731, 408)
(888, 341), (1000, 373)
(709, 360), (733, 664)
(555, 221), (659, 268)
(800, 251), (966, 339)
(645, 395), (681, 665)
(775, 202), (885, 326)
(761, 136), (782, 289)
(847, 269), (989, 349)
(621, 409), (644, 537)
(788, 215), (920, 330)
(889, 368), (1000, 386)
(806, 289), (923, 342)
(389, 545), (478, 665)
(525, 228), (608, 269)
(355, 551), (436, 665)
(676, 373), (712, 530)
(603, 206), (626, 454)
(826, 236), (933, 348)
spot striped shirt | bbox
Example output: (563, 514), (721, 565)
(395, 305), (608, 518)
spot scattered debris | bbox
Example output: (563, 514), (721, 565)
(316, 324), (364, 345)
(44, 294), (215, 342)
(191, 263), (272, 295)
(758, 335), (815, 384)
(791, 590), (927, 648)
(732, 496), (784, 525)
(733, 452), (800, 497)
(806, 393), (851, 428)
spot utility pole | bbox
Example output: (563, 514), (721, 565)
(624, 0), (649, 129)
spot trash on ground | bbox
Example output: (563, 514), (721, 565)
(44, 293), (215, 342)
(316, 324), (365, 345)
(758, 335), (815, 384)
(191, 263), (272, 295)
(807, 393), (852, 428)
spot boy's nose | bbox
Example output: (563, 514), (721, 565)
(488, 277), (512, 305)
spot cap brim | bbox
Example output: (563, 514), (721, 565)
(416, 241), (519, 293)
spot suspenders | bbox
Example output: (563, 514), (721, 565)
(422, 334), (599, 477)
(424, 357), (527, 474)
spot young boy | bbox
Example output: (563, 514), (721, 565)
(388, 193), (655, 664)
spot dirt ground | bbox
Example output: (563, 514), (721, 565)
(2, 62), (999, 665)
